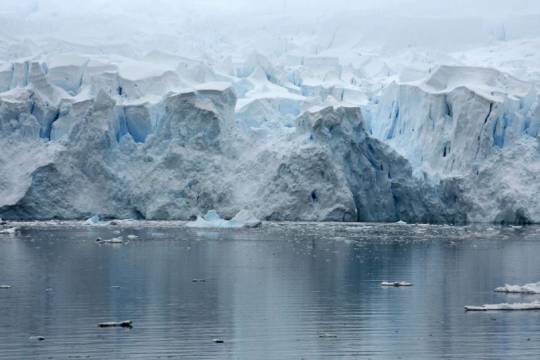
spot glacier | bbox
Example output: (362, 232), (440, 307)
(0, 5), (539, 224)
(0, 66), (466, 222)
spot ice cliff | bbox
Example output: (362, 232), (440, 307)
(369, 66), (540, 224)
(0, 49), (538, 224)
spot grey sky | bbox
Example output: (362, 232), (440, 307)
(0, 0), (538, 56)
(2, 0), (539, 17)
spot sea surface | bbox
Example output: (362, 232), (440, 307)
(1, 222), (540, 359)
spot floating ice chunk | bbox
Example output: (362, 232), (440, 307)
(381, 281), (413, 287)
(0, 285), (11, 289)
(187, 210), (261, 229)
(396, 220), (407, 225)
(98, 320), (132, 328)
(97, 237), (124, 244)
(85, 215), (102, 225)
(0, 227), (17, 235)
(187, 210), (228, 228)
(29, 336), (45, 341)
(230, 210), (262, 228)
(127, 234), (139, 240)
(495, 282), (540, 294)
(465, 301), (540, 311)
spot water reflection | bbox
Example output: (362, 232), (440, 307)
(0, 224), (539, 359)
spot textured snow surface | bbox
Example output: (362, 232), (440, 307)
(0, 3), (539, 223)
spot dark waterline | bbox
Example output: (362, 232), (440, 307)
(1, 223), (540, 359)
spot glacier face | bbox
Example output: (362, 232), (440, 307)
(0, 63), (467, 222)
(369, 66), (540, 224)
(0, 8), (539, 224)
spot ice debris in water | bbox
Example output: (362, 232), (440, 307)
(465, 301), (540, 311)
(396, 220), (408, 225)
(0, 285), (12, 289)
(0, 227), (17, 235)
(85, 215), (102, 225)
(29, 336), (45, 341)
(98, 320), (133, 328)
(495, 282), (540, 294)
(96, 237), (124, 244)
(381, 281), (413, 287)
(187, 210), (261, 229)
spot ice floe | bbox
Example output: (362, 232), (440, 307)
(495, 282), (540, 294)
(187, 210), (261, 229)
(0, 227), (17, 235)
(465, 301), (540, 311)
(381, 281), (413, 287)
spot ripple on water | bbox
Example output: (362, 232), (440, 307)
(0, 223), (540, 359)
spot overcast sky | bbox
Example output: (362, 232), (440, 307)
(2, 0), (540, 17)
(0, 0), (538, 57)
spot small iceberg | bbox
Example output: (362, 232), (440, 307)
(187, 210), (262, 229)
(381, 281), (413, 287)
(85, 215), (103, 225)
(0, 227), (17, 235)
(396, 220), (407, 225)
(495, 282), (540, 294)
(98, 320), (132, 328)
(29, 336), (45, 341)
(96, 237), (124, 244)
(0, 285), (11, 289)
(465, 301), (540, 311)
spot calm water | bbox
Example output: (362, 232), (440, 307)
(1, 222), (540, 359)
